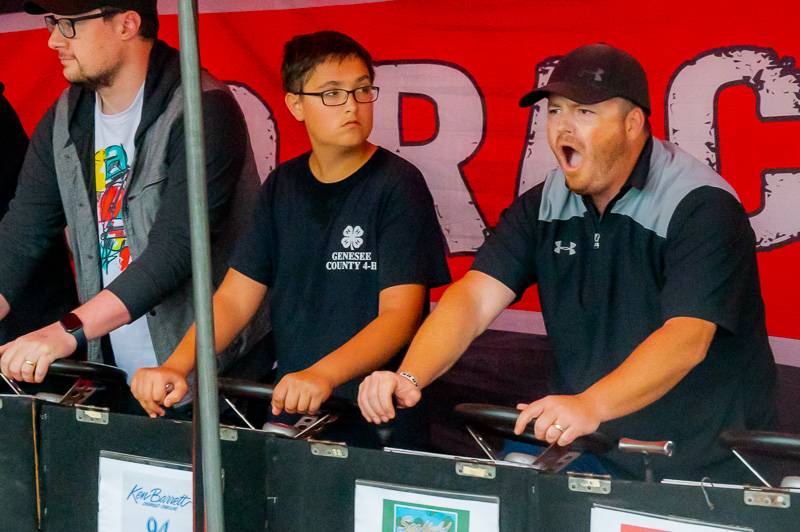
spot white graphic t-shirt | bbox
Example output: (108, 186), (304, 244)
(94, 85), (158, 382)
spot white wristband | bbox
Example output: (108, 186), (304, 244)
(398, 371), (419, 388)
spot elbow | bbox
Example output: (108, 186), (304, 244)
(685, 344), (709, 369)
(664, 316), (716, 369)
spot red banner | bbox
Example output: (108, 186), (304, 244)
(1, 0), (798, 357)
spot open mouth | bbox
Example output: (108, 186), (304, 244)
(561, 145), (583, 170)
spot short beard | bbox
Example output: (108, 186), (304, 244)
(564, 140), (628, 196)
(73, 63), (120, 91)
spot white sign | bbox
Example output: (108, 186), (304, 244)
(355, 480), (499, 532)
(591, 505), (752, 532)
(97, 452), (193, 532)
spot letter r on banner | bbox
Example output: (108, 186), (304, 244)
(370, 61), (487, 254)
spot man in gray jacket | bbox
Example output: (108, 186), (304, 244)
(0, 0), (266, 398)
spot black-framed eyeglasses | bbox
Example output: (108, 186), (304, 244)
(295, 85), (380, 106)
(44, 12), (108, 39)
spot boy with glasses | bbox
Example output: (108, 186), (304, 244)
(131, 31), (450, 447)
(0, 0), (266, 411)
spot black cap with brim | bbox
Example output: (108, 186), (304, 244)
(519, 80), (617, 109)
(518, 43), (651, 115)
(24, 0), (157, 16)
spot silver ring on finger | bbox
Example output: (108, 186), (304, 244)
(24, 360), (36, 367)
(552, 423), (566, 433)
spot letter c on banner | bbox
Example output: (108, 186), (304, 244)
(666, 47), (800, 250)
(371, 61), (487, 254)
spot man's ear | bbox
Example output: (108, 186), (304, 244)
(285, 92), (305, 122)
(118, 10), (142, 41)
(625, 105), (646, 139)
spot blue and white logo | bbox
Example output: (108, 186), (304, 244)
(127, 484), (192, 511)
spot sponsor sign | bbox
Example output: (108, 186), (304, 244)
(97, 451), (192, 532)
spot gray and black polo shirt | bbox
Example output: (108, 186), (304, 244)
(473, 137), (777, 480)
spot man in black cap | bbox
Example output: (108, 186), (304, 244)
(357, 43), (778, 481)
(0, 0), (267, 408)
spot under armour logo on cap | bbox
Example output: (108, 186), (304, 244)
(581, 68), (605, 82)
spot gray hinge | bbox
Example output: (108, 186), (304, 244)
(219, 426), (238, 442)
(310, 441), (348, 459)
(456, 461), (496, 479)
(569, 473), (612, 495)
(744, 489), (790, 509)
(75, 405), (109, 425)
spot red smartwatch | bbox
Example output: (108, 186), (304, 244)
(59, 312), (87, 351)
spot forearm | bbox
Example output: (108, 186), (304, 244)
(310, 306), (422, 388)
(163, 269), (266, 375)
(72, 290), (133, 340)
(581, 317), (715, 423)
(399, 272), (513, 388)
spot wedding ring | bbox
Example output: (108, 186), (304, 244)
(23, 360), (36, 367)
(553, 423), (566, 432)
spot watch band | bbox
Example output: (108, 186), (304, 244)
(398, 371), (419, 388)
(59, 312), (87, 351)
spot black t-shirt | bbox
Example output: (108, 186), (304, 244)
(472, 137), (777, 480)
(231, 147), (451, 398)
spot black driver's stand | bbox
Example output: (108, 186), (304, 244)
(0, 394), (39, 532)
(532, 472), (795, 531)
(3, 369), (800, 531)
(37, 404), (270, 532)
(0, 359), (131, 532)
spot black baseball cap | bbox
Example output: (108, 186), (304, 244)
(24, 0), (157, 16)
(519, 43), (651, 115)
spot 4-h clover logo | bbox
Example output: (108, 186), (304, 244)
(341, 225), (364, 250)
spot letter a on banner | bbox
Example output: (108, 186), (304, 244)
(517, 57), (560, 197)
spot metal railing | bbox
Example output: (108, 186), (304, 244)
(176, 0), (225, 529)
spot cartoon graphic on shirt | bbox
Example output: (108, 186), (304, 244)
(95, 144), (131, 273)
